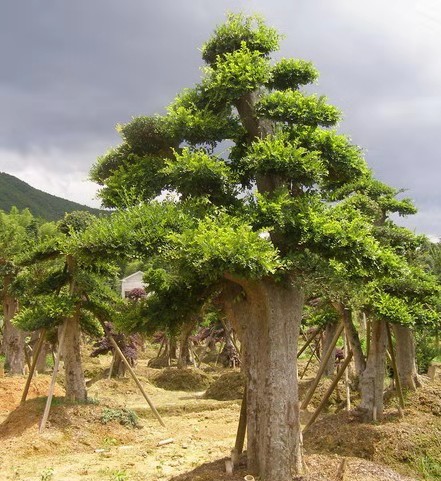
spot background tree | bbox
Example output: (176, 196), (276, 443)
(0, 208), (56, 374)
(15, 212), (122, 401)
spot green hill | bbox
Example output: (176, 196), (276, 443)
(0, 172), (105, 221)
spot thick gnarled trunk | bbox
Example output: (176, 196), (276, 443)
(224, 277), (304, 479)
(177, 319), (196, 369)
(392, 324), (421, 391)
(320, 322), (338, 377)
(62, 314), (87, 401)
(359, 319), (387, 421)
(3, 293), (26, 375)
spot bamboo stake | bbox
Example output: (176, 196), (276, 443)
(21, 329), (46, 404)
(301, 322), (344, 410)
(104, 329), (165, 427)
(297, 328), (321, 359)
(303, 350), (353, 433)
(39, 323), (67, 433)
(386, 323), (405, 409)
(234, 386), (247, 455)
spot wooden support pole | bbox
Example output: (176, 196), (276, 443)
(234, 386), (247, 455)
(21, 329), (47, 404)
(344, 335), (351, 412)
(300, 346), (317, 380)
(297, 328), (321, 359)
(301, 322), (344, 410)
(40, 323), (67, 433)
(303, 350), (353, 433)
(104, 330), (165, 427)
(386, 323), (405, 409)
(108, 351), (116, 379)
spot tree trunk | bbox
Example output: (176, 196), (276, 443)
(224, 276), (304, 479)
(359, 319), (387, 421)
(338, 304), (366, 379)
(3, 291), (26, 375)
(62, 314), (87, 401)
(320, 322), (338, 377)
(177, 319), (196, 369)
(169, 336), (177, 360)
(392, 324), (421, 391)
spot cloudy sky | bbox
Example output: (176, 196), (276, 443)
(1, 1), (440, 237)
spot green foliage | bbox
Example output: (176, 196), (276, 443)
(58, 211), (96, 235)
(166, 88), (240, 146)
(100, 408), (140, 428)
(303, 303), (339, 329)
(203, 43), (272, 103)
(13, 293), (76, 330)
(201, 13), (281, 64)
(118, 116), (177, 156)
(89, 11), (440, 342)
(267, 58), (319, 90)
(163, 148), (238, 204)
(244, 132), (325, 185)
(168, 213), (281, 282)
(257, 90), (341, 127)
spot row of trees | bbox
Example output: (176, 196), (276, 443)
(1, 13), (440, 481)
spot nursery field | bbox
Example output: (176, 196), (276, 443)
(1, 354), (440, 481)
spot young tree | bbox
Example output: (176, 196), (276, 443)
(15, 212), (122, 401)
(88, 13), (421, 478)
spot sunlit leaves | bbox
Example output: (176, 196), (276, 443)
(203, 43), (272, 103)
(267, 58), (319, 91)
(202, 13), (280, 65)
(257, 90), (341, 127)
(244, 132), (325, 185)
(163, 148), (238, 204)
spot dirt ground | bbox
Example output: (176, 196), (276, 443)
(0, 356), (439, 481)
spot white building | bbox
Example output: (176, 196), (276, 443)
(121, 271), (146, 298)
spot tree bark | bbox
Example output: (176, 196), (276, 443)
(2, 288), (26, 374)
(62, 313), (87, 401)
(223, 276), (304, 479)
(320, 322), (338, 377)
(359, 319), (387, 421)
(392, 324), (421, 391)
(177, 318), (196, 369)
(337, 304), (366, 379)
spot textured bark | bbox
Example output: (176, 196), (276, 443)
(359, 319), (387, 421)
(392, 324), (421, 391)
(3, 287), (26, 374)
(338, 304), (366, 379)
(320, 322), (338, 377)
(177, 319), (196, 369)
(62, 314), (87, 401)
(223, 277), (304, 479)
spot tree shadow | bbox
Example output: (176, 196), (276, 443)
(169, 456), (249, 481)
(0, 397), (45, 439)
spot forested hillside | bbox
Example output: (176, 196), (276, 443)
(0, 172), (104, 220)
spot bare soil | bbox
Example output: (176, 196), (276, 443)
(0, 358), (439, 481)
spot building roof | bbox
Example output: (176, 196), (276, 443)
(121, 271), (144, 282)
